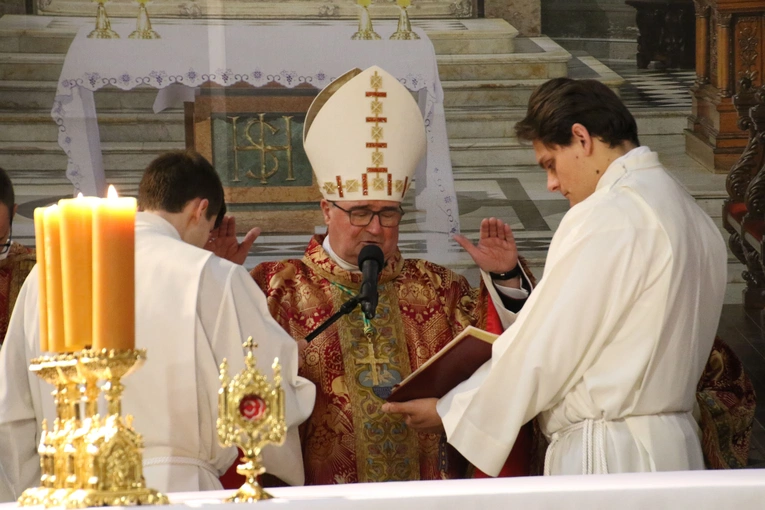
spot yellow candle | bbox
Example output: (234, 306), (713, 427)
(43, 205), (65, 353)
(92, 186), (136, 351)
(59, 194), (96, 350)
(33, 208), (48, 352)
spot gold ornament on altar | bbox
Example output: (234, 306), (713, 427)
(390, 0), (420, 40)
(87, 0), (119, 39)
(218, 337), (286, 503)
(18, 349), (168, 509)
(129, 0), (161, 40)
(351, 0), (381, 40)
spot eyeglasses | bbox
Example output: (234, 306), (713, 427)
(0, 223), (11, 255)
(331, 202), (404, 227)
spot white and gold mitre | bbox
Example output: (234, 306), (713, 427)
(303, 65), (426, 202)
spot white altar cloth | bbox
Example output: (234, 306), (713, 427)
(51, 21), (459, 237)
(4, 471), (761, 510)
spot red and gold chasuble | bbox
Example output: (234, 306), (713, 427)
(251, 235), (490, 484)
(0, 243), (35, 346)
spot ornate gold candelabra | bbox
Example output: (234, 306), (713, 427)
(18, 349), (168, 508)
(218, 337), (286, 503)
(88, 0), (119, 39)
(129, 0), (161, 40)
(390, 0), (420, 40)
(351, 0), (381, 40)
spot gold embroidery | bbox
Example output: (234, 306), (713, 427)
(395, 180), (404, 192)
(323, 182), (338, 195)
(371, 126), (383, 140)
(346, 179), (360, 193)
(371, 99), (383, 115)
(372, 151), (384, 166)
(373, 177), (385, 191)
(370, 71), (383, 89)
(331, 284), (420, 483)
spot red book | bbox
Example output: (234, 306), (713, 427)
(387, 325), (498, 403)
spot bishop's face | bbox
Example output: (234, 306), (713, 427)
(321, 199), (401, 266)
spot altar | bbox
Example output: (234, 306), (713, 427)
(4, 471), (763, 510)
(52, 19), (460, 243)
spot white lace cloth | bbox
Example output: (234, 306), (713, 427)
(52, 21), (460, 237)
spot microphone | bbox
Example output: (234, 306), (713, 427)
(358, 245), (384, 320)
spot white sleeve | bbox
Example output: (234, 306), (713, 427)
(0, 267), (44, 501)
(205, 262), (316, 486)
(439, 224), (648, 476)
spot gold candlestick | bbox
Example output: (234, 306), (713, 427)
(390, 0), (420, 40)
(218, 337), (286, 503)
(87, 0), (119, 39)
(351, 0), (381, 40)
(18, 350), (168, 509)
(129, 0), (161, 40)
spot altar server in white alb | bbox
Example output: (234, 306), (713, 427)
(383, 77), (728, 475)
(0, 150), (316, 500)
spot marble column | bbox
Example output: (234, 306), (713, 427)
(484, 0), (540, 37)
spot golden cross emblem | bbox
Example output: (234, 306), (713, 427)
(355, 340), (389, 387)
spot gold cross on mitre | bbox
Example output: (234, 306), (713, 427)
(355, 340), (389, 387)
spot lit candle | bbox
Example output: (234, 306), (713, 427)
(92, 186), (136, 351)
(33, 208), (48, 352)
(357, 0), (372, 6)
(59, 194), (95, 350)
(43, 205), (65, 353)
(397, 0), (411, 7)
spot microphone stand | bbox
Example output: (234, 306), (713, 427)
(305, 293), (365, 343)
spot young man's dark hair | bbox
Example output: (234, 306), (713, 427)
(0, 167), (15, 215)
(138, 150), (225, 228)
(515, 77), (640, 149)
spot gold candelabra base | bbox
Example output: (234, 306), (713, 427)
(88, 2), (119, 39)
(18, 349), (168, 508)
(390, 6), (420, 40)
(129, 3), (161, 40)
(351, 5), (381, 40)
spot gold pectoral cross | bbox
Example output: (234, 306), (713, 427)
(355, 340), (389, 387)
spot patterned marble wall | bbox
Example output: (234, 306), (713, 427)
(541, 0), (637, 39)
(0, 0), (28, 15)
(485, 0), (540, 36)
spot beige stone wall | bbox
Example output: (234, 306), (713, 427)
(484, 0), (540, 37)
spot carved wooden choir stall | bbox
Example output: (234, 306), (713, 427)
(686, 0), (765, 173)
(723, 77), (765, 308)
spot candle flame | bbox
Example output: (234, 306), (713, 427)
(397, 0), (411, 7)
(107, 185), (119, 199)
(357, 0), (372, 6)
(77, 192), (84, 199)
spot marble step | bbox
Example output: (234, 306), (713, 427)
(427, 19), (517, 55)
(449, 137), (536, 167)
(445, 107), (690, 139)
(0, 52), (64, 81)
(437, 50), (569, 82)
(0, 141), (182, 172)
(0, 80), (173, 111)
(0, 110), (185, 143)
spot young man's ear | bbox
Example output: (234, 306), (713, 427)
(196, 198), (209, 223)
(186, 197), (209, 224)
(571, 123), (593, 155)
(11, 204), (17, 221)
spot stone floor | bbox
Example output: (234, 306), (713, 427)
(5, 51), (763, 468)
